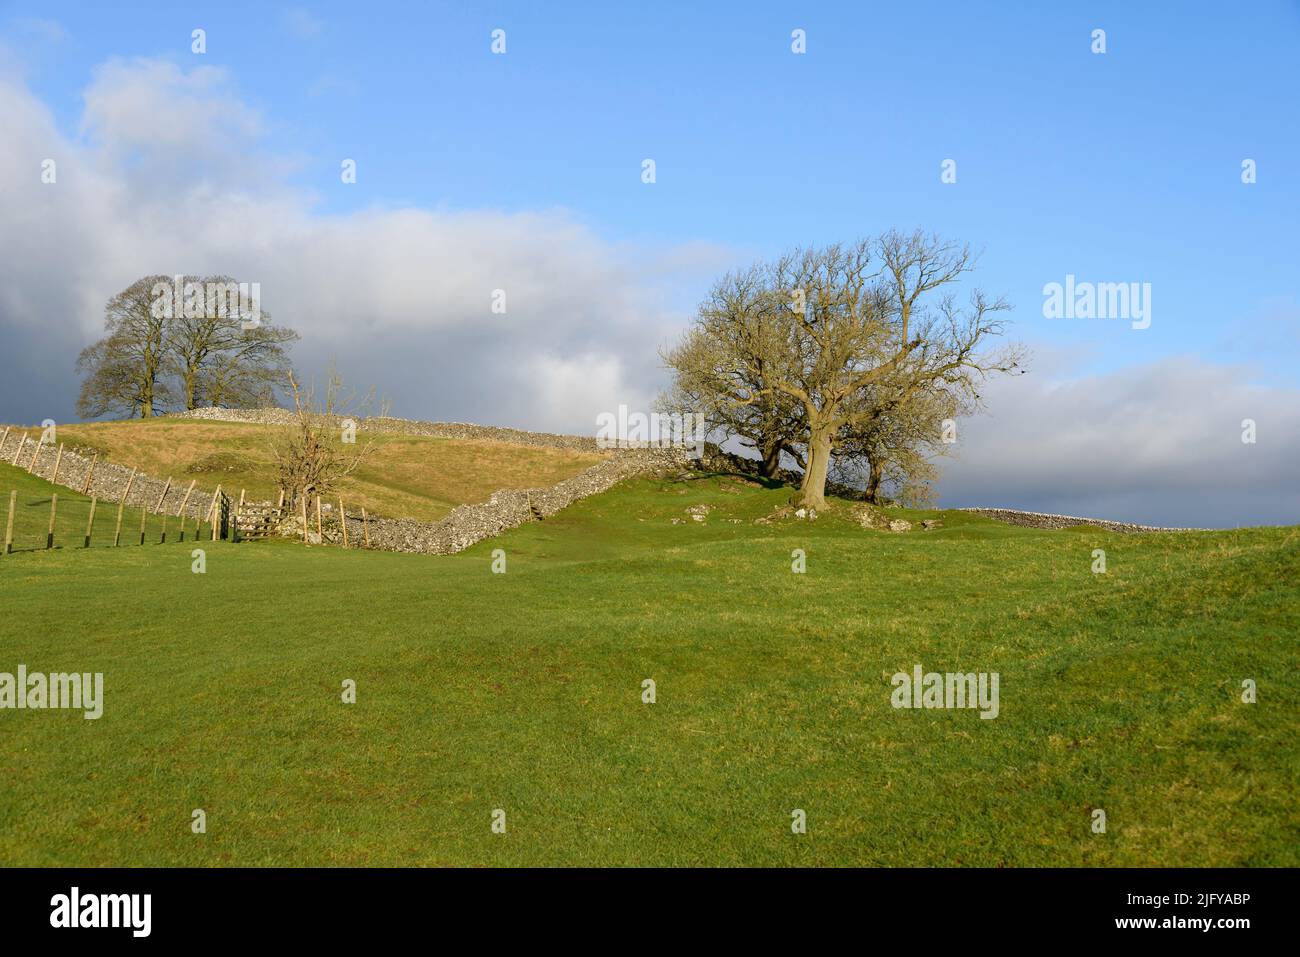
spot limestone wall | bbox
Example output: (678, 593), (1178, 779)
(0, 428), (218, 520)
(169, 406), (603, 451)
(954, 507), (1203, 534)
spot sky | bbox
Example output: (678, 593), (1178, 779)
(0, 1), (1297, 526)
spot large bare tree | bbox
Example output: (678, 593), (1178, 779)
(76, 275), (298, 418)
(665, 231), (1024, 509)
(166, 276), (297, 410)
(76, 276), (172, 418)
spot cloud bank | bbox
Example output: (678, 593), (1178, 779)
(0, 57), (725, 435)
(938, 356), (1299, 527)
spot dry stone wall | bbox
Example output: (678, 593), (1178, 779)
(0, 429), (217, 520)
(955, 507), (1204, 533)
(343, 447), (690, 554)
(170, 406), (603, 451)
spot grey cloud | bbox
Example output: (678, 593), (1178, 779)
(938, 355), (1300, 528)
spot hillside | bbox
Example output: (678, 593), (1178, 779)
(0, 458), (1295, 867)
(2, 417), (604, 523)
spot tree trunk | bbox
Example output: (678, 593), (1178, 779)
(797, 425), (833, 509)
(759, 440), (783, 479)
(865, 459), (883, 503)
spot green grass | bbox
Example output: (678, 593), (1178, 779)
(0, 462), (1296, 866)
(0, 463), (217, 554)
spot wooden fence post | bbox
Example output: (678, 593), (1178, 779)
(206, 485), (222, 542)
(176, 479), (196, 517)
(361, 507), (370, 548)
(159, 512), (167, 544)
(139, 501), (147, 545)
(338, 497), (348, 547)
(154, 477), (172, 512)
(0, 426), (9, 457)
(300, 491), (308, 542)
(46, 493), (57, 548)
(4, 490), (15, 554)
(209, 485), (223, 542)
(114, 468), (137, 547)
(176, 480), (196, 541)
(315, 495), (323, 542)
(11, 436), (25, 467)
(51, 444), (64, 485)
(27, 438), (42, 471)
(83, 452), (98, 494)
(84, 497), (97, 548)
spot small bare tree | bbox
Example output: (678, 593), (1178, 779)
(271, 367), (383, 509)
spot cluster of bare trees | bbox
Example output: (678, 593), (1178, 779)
(663, 230), (1025, 509)
(76, 275), (298, 419)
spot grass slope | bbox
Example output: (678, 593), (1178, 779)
(3, 419), (603, 522)
(0, 460), (212, 553)
(0, 463), (1295, 866)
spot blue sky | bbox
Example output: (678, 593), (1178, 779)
(13, 0), (1299, 378)
(1, 1), (1297, 524)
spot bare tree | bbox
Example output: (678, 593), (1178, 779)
(166, 276), (297, 410)
(665, 231), (1025, 509)
(834, 379), (969, 505)
(660, 265), (806, 478)
(270, 367), (382, 509)
(76, 274), (298, 418)
(76, 276), (172, 418)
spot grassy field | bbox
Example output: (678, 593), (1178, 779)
(0, 461), (216, 553)
(3, 418), (603, 522)
(0, 460), (1295, 866)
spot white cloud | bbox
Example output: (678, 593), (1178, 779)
(0, 58), (720, 437)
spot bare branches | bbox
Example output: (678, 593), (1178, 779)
(270, 367), (381, 508)
(75, 274), (299, 419)
(663, 230), (1027, 508)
